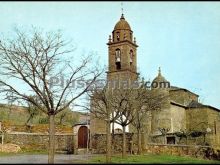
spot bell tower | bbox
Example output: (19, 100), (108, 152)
(107, 14), (139, 85)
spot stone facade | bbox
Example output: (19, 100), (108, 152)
(169, 88), (199, 106)
(90, 13), (220, 153)
(73, 124), (89, 151)
(146, 90), (220, 148)
(107, 14), (138, 84)
(145, 143), (220, 160)
(186, 107), (220, 147)
(4, 132), (75, 153)
(90, 115), (106, 135)
(90, 133), (133, 154)
(90, 14), (139, 136)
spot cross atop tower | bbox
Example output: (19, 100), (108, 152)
(121, 2), (124, 15)
(158, 67), (162, 76)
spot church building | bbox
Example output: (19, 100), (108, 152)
(89, 13), (220, 150)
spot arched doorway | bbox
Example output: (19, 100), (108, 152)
(78, 126), (89, 148)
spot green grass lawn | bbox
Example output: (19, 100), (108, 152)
(89, 154), (220, 164)
(0, 152), (219, 164)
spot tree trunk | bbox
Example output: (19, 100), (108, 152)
(137, 128), (142, 155)
(59, 116), (64, 125)
(48, 114), (55, 164)
(112, 121), (115, 154)
(106, 120), (111, 163)
(122, 126), (126, 158)
(26, 114), (34, 125)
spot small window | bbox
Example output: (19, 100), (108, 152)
(0, 136), (2, 145)
(130, 50), (133, 64)
(115, 49), (121, 70)
(115, 49), (121, 62)
(124, 33), (127, 40)
(214, 121), (217, 134)
(116, 32), (120, 41)
(116, 62), (121, 70)
(166, 136), (175, 144)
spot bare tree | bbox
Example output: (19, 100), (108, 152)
(88, 87), (136, 160)
(108, 81), (169, 157)
(58, 111), (67, 125)
(158, 127), (170, 144)
(6, 93), (16, 121)
(26, 95), (42, 126)
(56, 107), (78, 126)
(0, 27), (102, 163)
(89, 81), (168, 158)
(174, 129), (189, 144)
(131, 85), (168, 155)
(88, 87), (119, 163)
(111, 89), (136, 158)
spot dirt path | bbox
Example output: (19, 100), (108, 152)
(0, 154), (97, 164)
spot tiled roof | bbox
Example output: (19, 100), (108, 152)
(73, 120), (90, 126)
(187, 100), (220, 112)
(169, 86), (199, 96)
(114, 14), (131, 30)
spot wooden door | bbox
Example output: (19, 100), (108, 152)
(78, 126), (89, 148)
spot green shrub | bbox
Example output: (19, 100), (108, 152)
(38, 117), (49, 124)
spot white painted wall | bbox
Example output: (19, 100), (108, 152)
(110, 112), (129, 133)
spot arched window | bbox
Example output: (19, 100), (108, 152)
(116, 32), (120, 41)
(115, 49), (121, 62)
(130, 32), (132, 41)
(129, 50), (133, 64)
(115, 49), (121, 70)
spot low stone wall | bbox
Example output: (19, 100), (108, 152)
(150, 133), (218, 146)
(145, 143), (220, 159)
(4, 132), (75, 153)
(90, 133), (134, 154)
(0, 143), (21, 153)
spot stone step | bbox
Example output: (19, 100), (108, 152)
(77, 148), (88, 154)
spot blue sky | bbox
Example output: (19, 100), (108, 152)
(0, 2), (220, 109)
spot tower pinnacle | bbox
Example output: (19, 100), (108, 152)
(158, 67), (161, 76)
(121, 2), (124, 15)
(120, 2), (125, 20)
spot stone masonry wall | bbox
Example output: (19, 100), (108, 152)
(145, 143), (217, 159)
(90, 133), (134, 154)
(4, 132), (75, 153)
(169, 90), (198, 106)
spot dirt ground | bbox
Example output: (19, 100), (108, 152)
(0, 153), (97, 164)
